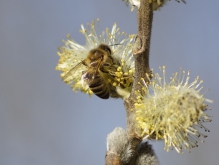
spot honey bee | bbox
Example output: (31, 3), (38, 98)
(62, 44), (117, 99)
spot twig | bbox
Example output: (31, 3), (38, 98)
(105, 0), (158, 164)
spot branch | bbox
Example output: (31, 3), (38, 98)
(105, 0), (158, 164)
(126, 0), (153, 134)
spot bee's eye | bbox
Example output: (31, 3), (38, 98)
(98, 44), (112, 54)
(104, 47), (111, 54)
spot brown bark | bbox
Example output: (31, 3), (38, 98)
(105, 0), (155, 164)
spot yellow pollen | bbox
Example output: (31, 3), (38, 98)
(117, 67), (122, 71)
(124, 72), (128, 76)
(115, 72), (122, 77)
(129, 70), (133, 75)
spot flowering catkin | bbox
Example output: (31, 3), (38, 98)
(134, 66), (212, 153)
(123, 0), (186, 11)
(56, 19), (135, 99)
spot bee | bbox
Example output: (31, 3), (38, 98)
(62, 44), (116, 99)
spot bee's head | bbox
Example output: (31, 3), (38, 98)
(98, 44), (112, 55)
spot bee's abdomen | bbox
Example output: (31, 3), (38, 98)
(89, 77), (109, 99)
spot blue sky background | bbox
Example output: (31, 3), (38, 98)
(0, 0), (219, 165)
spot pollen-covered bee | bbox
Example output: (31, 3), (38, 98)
(62, 44), (122, 99)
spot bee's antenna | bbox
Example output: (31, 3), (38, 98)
(109, 43), (121, 46)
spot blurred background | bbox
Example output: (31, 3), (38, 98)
(0, 0), (218, 164)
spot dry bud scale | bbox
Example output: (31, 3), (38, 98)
(134, 66), (212, 153)
(56, 19), (135, 99)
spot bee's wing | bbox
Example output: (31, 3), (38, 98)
(62, 60), (85, 81)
